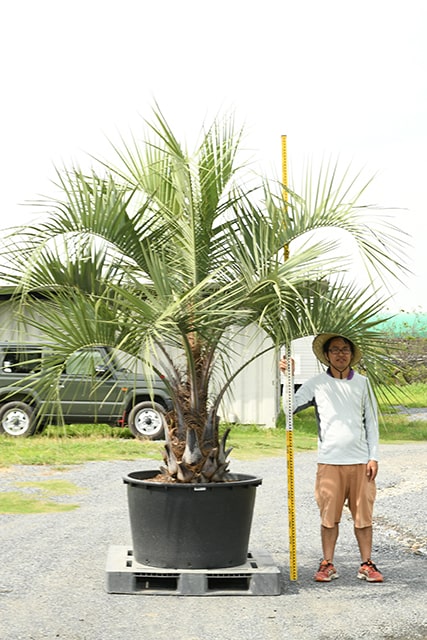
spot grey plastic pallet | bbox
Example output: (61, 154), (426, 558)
(105, 546), (281, 596)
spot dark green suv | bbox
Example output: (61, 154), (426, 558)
(0, 343), (172, 439)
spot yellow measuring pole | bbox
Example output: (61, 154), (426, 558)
(282, 135), (298, 581)
(281, 135), (290, 261)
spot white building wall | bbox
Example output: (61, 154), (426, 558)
(223, 333), (323, 427)
(283, 335), (324, 388)
(0, 302), (43, 342)
(218, 326), (279, 428)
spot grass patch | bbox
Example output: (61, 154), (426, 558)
(0, 479), (84, 514)
(0, 492), (79, 514)
(227, 423), (317, 459)
(0, 391), (425, 468)
(379, 414), (427, 441)
(0, 424), (163, 467)
(15, 479), (85, 496)
(378, 383), (427, 409)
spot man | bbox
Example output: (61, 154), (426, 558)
(280, 333), (384, 583)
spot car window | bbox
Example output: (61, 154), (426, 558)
(2, 348), (43, 374)
(65, 350), (107, 376)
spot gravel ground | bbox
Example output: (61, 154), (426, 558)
(0, 442), (426, 640)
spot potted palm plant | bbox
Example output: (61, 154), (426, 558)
(1, 106), (406, 569)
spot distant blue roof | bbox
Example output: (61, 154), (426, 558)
(375, 313), (427, 338)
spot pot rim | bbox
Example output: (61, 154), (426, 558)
(123, 469), (262, 489)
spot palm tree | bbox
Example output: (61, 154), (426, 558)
(2, 107), (407, 483)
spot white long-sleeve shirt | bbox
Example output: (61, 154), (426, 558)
(292, 369), (379, 464)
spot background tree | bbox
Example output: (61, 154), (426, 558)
(1, 107), (407, 482)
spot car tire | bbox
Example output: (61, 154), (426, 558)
(128, 401), (166, 440)
(0, 401), (37, 437)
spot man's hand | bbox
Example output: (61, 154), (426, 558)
(366, 459), (378, 481)
(280, 357), (295, 374)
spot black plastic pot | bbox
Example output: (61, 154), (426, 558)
(123, 470), (262, 569)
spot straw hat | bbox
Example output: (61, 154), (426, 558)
(312, 333), (362, 367)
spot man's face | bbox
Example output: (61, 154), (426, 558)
(326, 337), (353, 368)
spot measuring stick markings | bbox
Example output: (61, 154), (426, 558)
(285, 344), (298, 581)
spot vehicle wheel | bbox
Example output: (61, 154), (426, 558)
(128, 401), (166, 440)
(0, 401), (37, 437)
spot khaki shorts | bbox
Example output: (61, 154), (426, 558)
(315, 464), (376, 529)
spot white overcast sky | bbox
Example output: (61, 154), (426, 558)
(1, 0), (426, 311)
